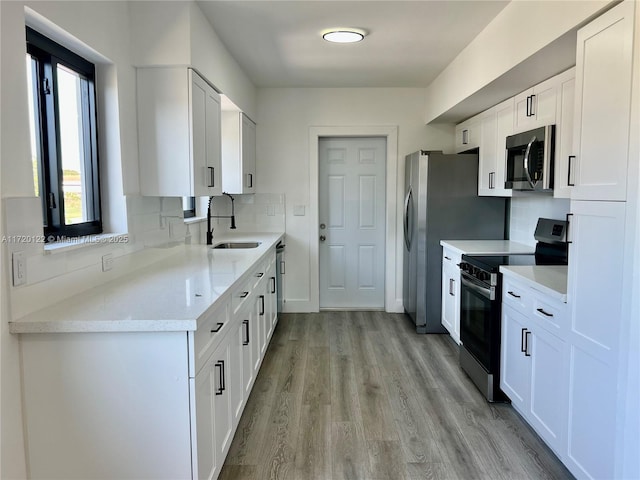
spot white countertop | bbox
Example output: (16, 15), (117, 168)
(9, 232), (284, 334)
(440, 240), (535, 256)
(500, 265), (568, 302)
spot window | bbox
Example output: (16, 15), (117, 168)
(183, 196), (196, 218)
(26, 27), (101, 241)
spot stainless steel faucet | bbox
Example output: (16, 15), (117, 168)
(206, 193), (237, 245)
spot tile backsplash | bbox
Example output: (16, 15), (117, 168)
(509, 195), (570, 245)
(4, 196), (187, 319)
(203, 193), (286, 242)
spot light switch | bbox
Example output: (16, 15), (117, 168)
(293, 205), (305, 216)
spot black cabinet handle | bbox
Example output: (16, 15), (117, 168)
(524, 331), (532, 357)
(449, 278), (455, 296)
(242, 319), (249, 345)
(247, 173), (253, 188)
(508, 291), (521, 299)
(444, 256), (451, 261)
(462, 129), (469, 145)
(215, 361), (224, 395)
(270, 276), (276, 294)
(208, 167), (215, 187)
(240, 291), (249, 298)
(536, 308), (553, 318)
(521, 328), (527, 353)
(568, 156), (576, 186)
(526, 95), (531, 117)
(256, 272), (264, 278)
(259, 295), (265, 316)
(529, 94), (536, 116)
(211, 322), (224, 333)
(566, 213), (573, 244)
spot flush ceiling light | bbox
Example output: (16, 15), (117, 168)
(322, 28), (366, 43)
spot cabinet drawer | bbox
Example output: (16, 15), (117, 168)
(531, 296), (565, 333)
(194, 300), (230, 374)
(502, 278), (531, 313)
(232, 279), (253, 314)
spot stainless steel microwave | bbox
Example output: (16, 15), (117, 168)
(505, 125), (555, 191)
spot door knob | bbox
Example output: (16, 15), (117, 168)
(320, 223), (326, 229)
(319, 235), (326, 242)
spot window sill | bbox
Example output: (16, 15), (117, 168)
(184, 216), (206, 225)
(44, 233), (129, 255)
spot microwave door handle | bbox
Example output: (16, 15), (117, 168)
(523, 135), (537, 189)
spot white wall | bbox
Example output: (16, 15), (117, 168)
(424, 0), (611, 123)
(129, 1), (257, 119)
(0, 2), (256, 477)
(255, 87), (453, 312)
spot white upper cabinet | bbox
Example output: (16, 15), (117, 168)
(222, 112), (257, 194)
(553, 69), (576, 199)
(478, 98), (514, 196)
(454, 114), (481, 153)
(570, 0), (635, 202)
(513, 74), (558, 133)
(137, 67), (222, 197)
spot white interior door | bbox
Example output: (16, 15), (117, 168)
(319, 137), (386, 309)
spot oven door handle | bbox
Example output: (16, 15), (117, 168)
(461, 272), (494, 301)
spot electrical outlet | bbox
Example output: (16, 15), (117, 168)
(12, 251), (26, 286)
(102, 253), (114, 272)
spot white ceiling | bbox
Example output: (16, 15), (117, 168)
(197, 0), (510, 88)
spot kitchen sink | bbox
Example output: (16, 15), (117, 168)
(213, 241), (261, 249)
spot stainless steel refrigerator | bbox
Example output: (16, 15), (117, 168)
(403, 151), (508, 333)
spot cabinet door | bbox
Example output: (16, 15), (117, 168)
(481, 98), (514, 197)
(455, 116), (480, 152)
(570, 1), (634, 201)
(191, 70), (222, 197)
(478, 110), (496, 196)
(553, 71), (576, 199)
(195, 358), (219, 480)
(240, 309), (255, 397)
(230, 320), (245, 425)
(257, 293), (269, 355)
(565, 200), (625, 480)
(251, 296), (262, 375)
(529, 326), (566, 455)
(531, 77), (557, 127)
(513, 87), (534, 132)
(440, 256), (459, 343)
(212, 342), (233, 465)
(241, 114), (256, 193)
(500, 304), (530, 411)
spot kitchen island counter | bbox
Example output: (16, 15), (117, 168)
(9, 232), (284, 334)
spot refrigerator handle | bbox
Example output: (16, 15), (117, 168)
(403, 188), (412, 251)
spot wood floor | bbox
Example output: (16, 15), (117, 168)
(221, 312), (573, 480)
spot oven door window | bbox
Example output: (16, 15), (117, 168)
(460, 275), (493, 371)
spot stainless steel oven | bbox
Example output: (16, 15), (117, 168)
(459, 264), (504, 402)
(458, 218), (569, 402)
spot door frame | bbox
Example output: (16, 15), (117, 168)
(309, 126), (399, 312)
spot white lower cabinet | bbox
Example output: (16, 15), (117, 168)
(564, 200), (626, 480)
(500, 277), (567, 457)
(19, 249), (279, 480)
(195, 340), (233, 480)
(441, 248), (462, 344)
